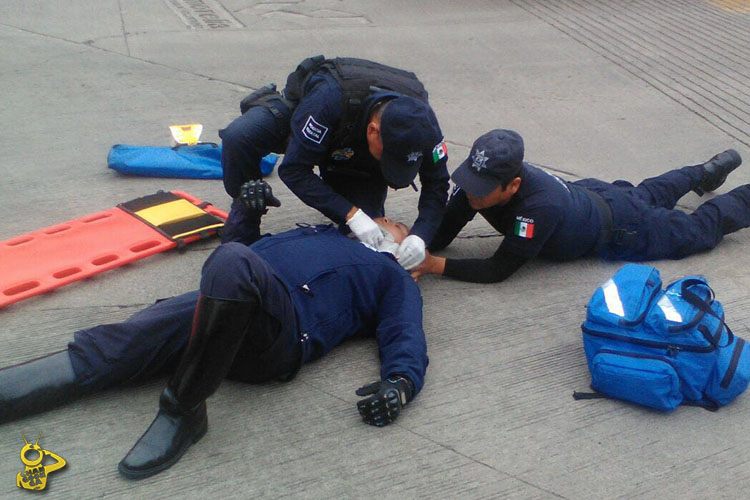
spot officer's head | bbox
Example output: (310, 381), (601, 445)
(372, 216), (410, 255)
(373, 216), (409, 243)
(366, 96), (441, 189)
(451, 129), (525, 210)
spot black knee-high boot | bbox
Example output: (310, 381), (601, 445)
(0, 351), (82, 424)
(118, 294), (259, 479)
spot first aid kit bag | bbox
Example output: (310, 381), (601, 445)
(578, 264), (750, 411)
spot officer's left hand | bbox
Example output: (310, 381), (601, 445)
(355, 376), (414, 427)
(396, 235), (426, 270)
(239, 180), (281, 215)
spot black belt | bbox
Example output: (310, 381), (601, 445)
(576, 185), (614, 253)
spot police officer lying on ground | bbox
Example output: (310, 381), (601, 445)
(412, 129), (746, 283)
(0, 182), (427, 479)
(220, 55), (450, 270)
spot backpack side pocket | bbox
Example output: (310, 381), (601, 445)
(705, 336), (750, 406)
(590, 350), (682, 411)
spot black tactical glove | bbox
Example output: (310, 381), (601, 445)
(239, 180), (281, 215)
(355, 375), (414, 427)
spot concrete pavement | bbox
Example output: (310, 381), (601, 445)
(1, 1), (749, 498)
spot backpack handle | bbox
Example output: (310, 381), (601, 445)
(680, 279), (716, 316)
(681, 279), (734, 347)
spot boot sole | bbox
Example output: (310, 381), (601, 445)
(117, 417), (208, 480)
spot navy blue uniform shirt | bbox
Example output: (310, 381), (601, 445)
(278, 72), (450, 244)
(432, 163), (601, 276)
(251, 224), (428, 395)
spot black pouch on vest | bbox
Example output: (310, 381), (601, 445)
(282, 54), (326, 104)
(240, 83), (283, 115)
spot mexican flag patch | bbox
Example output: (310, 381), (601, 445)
(514, 218), (535, 238)
(432, 139), (447, 162)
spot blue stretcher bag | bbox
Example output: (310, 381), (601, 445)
(577, 264), (750, 411)
(108, 143), (278, 179)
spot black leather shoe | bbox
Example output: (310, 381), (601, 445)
(694, 149), (742, 195)
(117, 388), (208, 479)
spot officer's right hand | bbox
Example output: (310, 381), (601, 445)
(239, 180), (281, 215)
(347, 209), (384, 248)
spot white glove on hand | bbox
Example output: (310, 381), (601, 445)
(348, 209), (384, 248)
(396, 235), (426, 270)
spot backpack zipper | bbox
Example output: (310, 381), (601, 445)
(582, 326), (715, 354)
(598, 348), (679, 369)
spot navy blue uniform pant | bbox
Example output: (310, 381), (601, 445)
(220, 103), (387, 243)
(575, 164), (750, 261)
(68, 243), (300, 390)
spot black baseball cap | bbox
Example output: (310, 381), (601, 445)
(379, 97), (441, 189)
(451, 129), (524, 197)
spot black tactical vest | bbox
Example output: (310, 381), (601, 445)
(284, 56), (429, 147)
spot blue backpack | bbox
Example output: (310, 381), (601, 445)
(577, 264), (750, 411)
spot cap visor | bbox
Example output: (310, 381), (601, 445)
(381, 150), (421, 188)
(451, 161), (500, 197)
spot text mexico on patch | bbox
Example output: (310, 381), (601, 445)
(514, 216), (535, 238)
(301, 115), (328, 144)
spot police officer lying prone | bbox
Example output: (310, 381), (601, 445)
(411, 129), (746, 283)
(219, 55), (450, 270)
(0, 183), (427, 479)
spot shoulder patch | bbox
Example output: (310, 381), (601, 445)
(432, 138), (447, 162)
(513, 216), (535, 239)
(301, 115), (328, 144)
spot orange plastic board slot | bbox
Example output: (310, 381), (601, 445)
(0, 208), (174, 308)
(0, 191), (226, 309)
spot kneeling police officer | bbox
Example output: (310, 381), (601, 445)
(220, 56), (450, 270)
